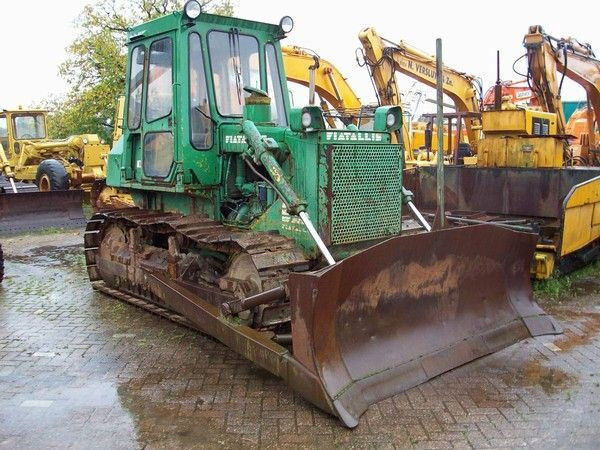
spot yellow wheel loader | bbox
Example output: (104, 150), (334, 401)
(0, 108), (108, 233)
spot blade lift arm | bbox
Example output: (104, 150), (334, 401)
(241, 119), (335, 265)
(0, 143), (17, 193)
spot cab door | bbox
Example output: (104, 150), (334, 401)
(140, 34), (177, 186)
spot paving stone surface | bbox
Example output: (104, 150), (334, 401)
(1, 231), (600, 449)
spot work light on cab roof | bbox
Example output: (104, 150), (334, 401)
(183, 0), (202, 19)
(279, 16), (294, 34)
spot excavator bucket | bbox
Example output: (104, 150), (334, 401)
(0, 190), (86, 234)
(287, 224), (561, 427)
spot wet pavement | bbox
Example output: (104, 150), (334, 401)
(1, 231), (600, 449)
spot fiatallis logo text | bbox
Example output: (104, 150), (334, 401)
(225, 135), (247, 144)
(325, 131), (383, 142)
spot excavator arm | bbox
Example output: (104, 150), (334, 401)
(358, 27), (482, 153)
(282, 46), (362, 126)
(524, 25), (600, 150)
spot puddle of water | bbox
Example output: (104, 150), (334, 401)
(502, 360), (576, 395)
(116, 378), (237, 447)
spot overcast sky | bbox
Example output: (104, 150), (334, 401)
(1, 0), (598, 111)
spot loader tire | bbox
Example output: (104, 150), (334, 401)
(0, 243), (4, 283)
(35, 159), (70, 191)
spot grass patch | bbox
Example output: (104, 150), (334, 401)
(82, 201), (93, 220)
(533, 259), (600, 302)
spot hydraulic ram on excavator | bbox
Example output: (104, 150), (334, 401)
(85, 5), (560, 427)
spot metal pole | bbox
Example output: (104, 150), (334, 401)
(435, 38), (445, 227)
(494, 50), (502, 111)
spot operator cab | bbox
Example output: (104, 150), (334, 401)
(118, 3), (292, 194)
(0, 110), (48, 159)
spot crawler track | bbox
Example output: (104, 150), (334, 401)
(84, 207), (309, 329)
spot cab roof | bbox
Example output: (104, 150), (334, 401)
(127, 11), (282, 43)
(1, 109), (48, 114)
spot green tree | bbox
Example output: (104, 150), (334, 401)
(46, 0), (232, 143)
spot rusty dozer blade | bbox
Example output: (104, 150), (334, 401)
(0, 190), (86, 234)
(287, 224), (561, 427)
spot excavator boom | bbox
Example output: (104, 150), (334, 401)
(358, 27), (482, 153)
(282, 46), (362, 125)
(525, 25), (600, 161)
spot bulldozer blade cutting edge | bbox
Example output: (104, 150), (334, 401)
(287, 224), (561, 427)
(0, 190), (86, 234)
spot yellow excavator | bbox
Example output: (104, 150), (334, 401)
(404, 26), (600, 278)
(282, 44), (458, 165)
(524, 25), (600, 165)
(358, 27), (482, 162)
(282, 45), (363, 126)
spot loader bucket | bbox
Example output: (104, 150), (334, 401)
(0, 190), (86, 234)
(287, 224), (561, 427)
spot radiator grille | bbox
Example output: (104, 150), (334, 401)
(329, 145), (402, 245)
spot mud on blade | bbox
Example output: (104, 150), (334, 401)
(288, 224), (561, 427)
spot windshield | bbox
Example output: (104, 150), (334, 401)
(208, 31), (259, 116)
(12, 114), (46, 140)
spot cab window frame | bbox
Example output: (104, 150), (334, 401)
(142, 130), (174, 179)
(145, 36), (174, 124)
(265, 42), (287, 126)
(127, 44), (146, 131)
(188, 32), (214, 151)
(11, 113), (46, 140)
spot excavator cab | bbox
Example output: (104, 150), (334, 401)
(85, 4), (560, 427)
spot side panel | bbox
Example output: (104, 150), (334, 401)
(561, 175), (600, 255)
(406, 166), (600, 219)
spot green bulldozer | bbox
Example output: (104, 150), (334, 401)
(85, 2), (560, 427)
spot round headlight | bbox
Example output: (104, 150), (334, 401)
(301, 111), (312, 128)
(279, 16), (294, 34)
(184, 0), (202, 19)
(386, 112), (396, 127)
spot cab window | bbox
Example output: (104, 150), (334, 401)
(146, 37), (173, 122)
(208, 31), (259, 116)
(143, 132), (173, 178)
(189, 33), (213, 149)
(12, 114), (45, 140)
(265, 43), (287, 126)
(127, 45), (145, 129)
